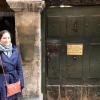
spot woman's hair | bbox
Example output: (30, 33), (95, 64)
(0, 30), (11, 39)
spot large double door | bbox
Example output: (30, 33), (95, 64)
(47, 38), (100, 85)
(44, 6), (100, 100)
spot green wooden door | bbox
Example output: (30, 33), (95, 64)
(42, 6), (100, 100)
(46, 6), (100, 86)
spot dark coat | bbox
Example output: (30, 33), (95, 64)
(0, 46), (24, 100)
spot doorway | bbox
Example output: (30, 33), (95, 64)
(42, 6), (100, 100)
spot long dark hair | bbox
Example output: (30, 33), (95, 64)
(0, 30), (11, 40)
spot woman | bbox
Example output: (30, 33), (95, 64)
(0, 30), (24, 100)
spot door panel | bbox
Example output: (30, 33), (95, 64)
(47, 43), (61, 84)
(67, 16), (84, 36)
(47, 16), (66, 38)
(60, 44), (83, 78)
(65, 56), (83, 78)
(85, 16), (100, 37)
(89, 43), (100, 78)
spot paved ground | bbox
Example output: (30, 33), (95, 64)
(22, 97), (40, 100)
(21, 96), (42, 100)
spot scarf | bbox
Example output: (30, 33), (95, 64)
(0, 43), (12, 58)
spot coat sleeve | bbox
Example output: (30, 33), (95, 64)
(16, 50), (24, 89)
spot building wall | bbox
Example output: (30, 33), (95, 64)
(6, 0), (44, 99)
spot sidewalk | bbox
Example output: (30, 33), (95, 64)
(23, 97), (40, 100)
(21, 96), (42, 100)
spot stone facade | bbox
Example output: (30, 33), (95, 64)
(6, 0), (45, 99)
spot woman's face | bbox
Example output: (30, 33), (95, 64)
(0, 32), (11, 46)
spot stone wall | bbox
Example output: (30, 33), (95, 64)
(6, 0), (44, 99)
(15, 11), (41, 97)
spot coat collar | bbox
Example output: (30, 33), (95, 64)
(1, 46), (18, 66)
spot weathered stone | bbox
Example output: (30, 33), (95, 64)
(7, 0), (45, 12)
(47, 85), (100, 100)
(6, 0), (43, 99)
